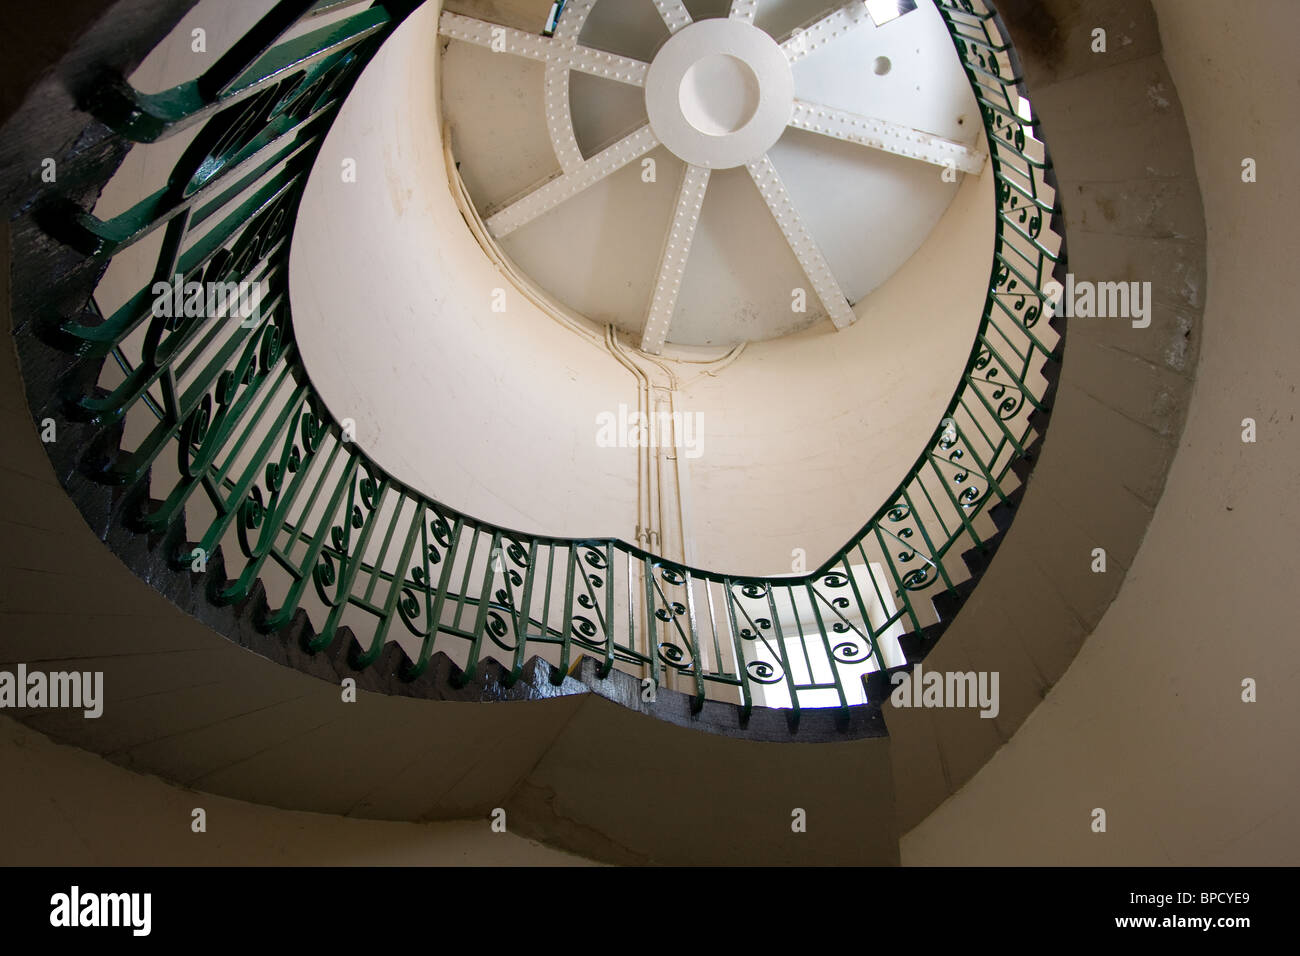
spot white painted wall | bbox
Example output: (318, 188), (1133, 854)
(291, 1), (995, 574)
(291, 1), (642, 542)
(674, 163), (993, 574)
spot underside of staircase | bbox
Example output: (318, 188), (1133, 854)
(0, 0), (1205, 864)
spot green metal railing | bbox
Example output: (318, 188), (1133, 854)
(15, 0), (1063, 726)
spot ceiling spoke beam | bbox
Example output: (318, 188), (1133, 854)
(486, 125), (661, 238)
(780, 2), (874, 65)
(551, 0), (597, 39)
(543, 1), (599, 175)
(745, 154), (855, 330)
(729, 0), (759, 22)
(789, 99), (986, 173)
(439, 12), (648, 86)
(641, 164), (711, 354)
(544, 68), (584, 174)
(654, 0), (694, 33)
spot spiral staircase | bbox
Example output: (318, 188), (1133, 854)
(0, 0), (1228, 865)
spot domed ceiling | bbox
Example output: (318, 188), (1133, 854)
(440, 0), (986, 351)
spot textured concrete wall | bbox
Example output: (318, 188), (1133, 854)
(903, 0), (1300, 865)
(883, 0), (1208, 835)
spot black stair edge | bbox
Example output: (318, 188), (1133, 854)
(988, 483), (1027, 533)
(931, 577), (978, 623)
(961, 527), (1009, 578)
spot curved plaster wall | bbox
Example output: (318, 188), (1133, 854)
(673, 168), (993, 574)
(903, 0), (1300, 865)
(0, 716), (587, 866)
(290, 0), (995, 576)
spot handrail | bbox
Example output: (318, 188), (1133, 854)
(10, 0), (1065, 728)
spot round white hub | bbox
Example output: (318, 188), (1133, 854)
(645, 19), (794, 169)
(679, 55), (759, 135)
